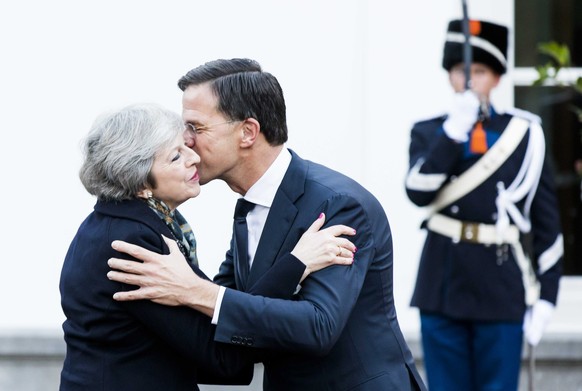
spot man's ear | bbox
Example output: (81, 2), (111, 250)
(240, 118), (260, 147)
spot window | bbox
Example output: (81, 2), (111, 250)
(514, 0), (582, 275)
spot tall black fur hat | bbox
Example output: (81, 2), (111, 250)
(442, 19), (508, 74)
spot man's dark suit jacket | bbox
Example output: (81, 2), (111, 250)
(213, 150), (427, 391)
(59, 198), (305, 391)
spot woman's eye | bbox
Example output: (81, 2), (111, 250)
(171, 153), (181, 162)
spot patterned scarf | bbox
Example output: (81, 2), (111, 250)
(145, 197), (198, 267)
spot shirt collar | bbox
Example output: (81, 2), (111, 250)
(243, 148), (291, 208)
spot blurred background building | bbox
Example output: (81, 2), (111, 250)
(0, 0), (580, 389)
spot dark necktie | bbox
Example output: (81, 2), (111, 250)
(233, 198), (256, 284)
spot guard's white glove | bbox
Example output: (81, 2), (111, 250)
(443, 90), (480, 142)
(523, 299), (555, 346)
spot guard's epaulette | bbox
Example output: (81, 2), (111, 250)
(503, 107), (542, 124)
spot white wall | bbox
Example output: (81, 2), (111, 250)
(0, 0), (513, 336)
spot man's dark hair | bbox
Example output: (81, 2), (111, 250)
(178, 58), (288, 145)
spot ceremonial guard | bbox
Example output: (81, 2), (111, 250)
(405, 19), (563, 391)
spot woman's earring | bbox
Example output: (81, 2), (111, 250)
(146, 190), (153, 199)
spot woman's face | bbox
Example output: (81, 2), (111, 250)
(449, 62), (500, 98)
(147, 133), (201, 210)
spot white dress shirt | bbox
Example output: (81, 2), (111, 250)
(212, 148), (292, 324)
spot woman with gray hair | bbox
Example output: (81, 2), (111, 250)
(59, 103), (355, 391)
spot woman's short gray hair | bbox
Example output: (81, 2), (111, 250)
(79, 103), (184, 201)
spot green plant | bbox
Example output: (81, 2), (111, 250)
(534, 41), (582, 124)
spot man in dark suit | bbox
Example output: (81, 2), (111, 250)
(108, 58), (426, 391)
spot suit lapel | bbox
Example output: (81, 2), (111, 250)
(246, 150), (307, 288)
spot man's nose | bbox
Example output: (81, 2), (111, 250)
(183, 130), (196, 148)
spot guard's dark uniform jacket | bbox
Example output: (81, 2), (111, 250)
(405, 107), (563, 322)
